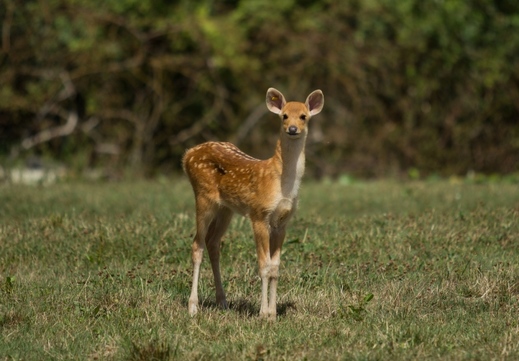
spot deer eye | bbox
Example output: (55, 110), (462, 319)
(282, 114), (288, 120)
(300, 114), (306, 121)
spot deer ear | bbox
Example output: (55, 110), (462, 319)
(266, 88), (286, 114)
(305, 90), (324, 116)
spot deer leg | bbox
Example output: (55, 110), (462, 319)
(188, 198), (215, 316)
(268, 226), (286, 317)
(188, 233), (205, 316)
(252, 218), (274, 318)
(205, 207), (233, 310)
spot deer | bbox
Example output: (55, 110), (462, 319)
(182, 87), (324, 319)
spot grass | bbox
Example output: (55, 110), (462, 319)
(1, 178), (518, 360)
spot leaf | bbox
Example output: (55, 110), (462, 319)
(363, 293), (374, 304)
(4, 276), (15, 294)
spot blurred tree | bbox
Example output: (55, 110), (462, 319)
(0, 0), (518, 178)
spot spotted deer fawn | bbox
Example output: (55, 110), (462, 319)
(182, 88), (324, 319)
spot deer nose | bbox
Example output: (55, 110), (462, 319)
(287, 126), (298, 135)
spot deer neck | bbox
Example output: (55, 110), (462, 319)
(273, 135), (307, 200)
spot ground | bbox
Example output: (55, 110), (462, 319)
(0, 179), (518, 360)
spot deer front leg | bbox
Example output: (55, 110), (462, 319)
(268, 226), (286, 317)
(252, 219), (273, 319)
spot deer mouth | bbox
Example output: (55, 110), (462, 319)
(285, 131), (302, 139)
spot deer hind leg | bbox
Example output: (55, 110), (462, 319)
(205, 206), (233, 310)
(188, 197), (217, 316)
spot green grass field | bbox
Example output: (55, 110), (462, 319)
(1, 179), (518, 360)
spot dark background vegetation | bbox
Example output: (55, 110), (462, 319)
(1, 0), (518, 178)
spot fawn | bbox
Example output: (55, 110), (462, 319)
(182, 88), (324, 319)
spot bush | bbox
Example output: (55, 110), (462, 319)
(1, 0), (518, 177)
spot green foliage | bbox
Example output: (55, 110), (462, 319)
(339, 292), (374, 321)
(1, 0), (518, 177)
(2, 276), (15, 295)
(129, 340), (171, 361)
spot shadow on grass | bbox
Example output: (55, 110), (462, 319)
(195, 298), (296, 318)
